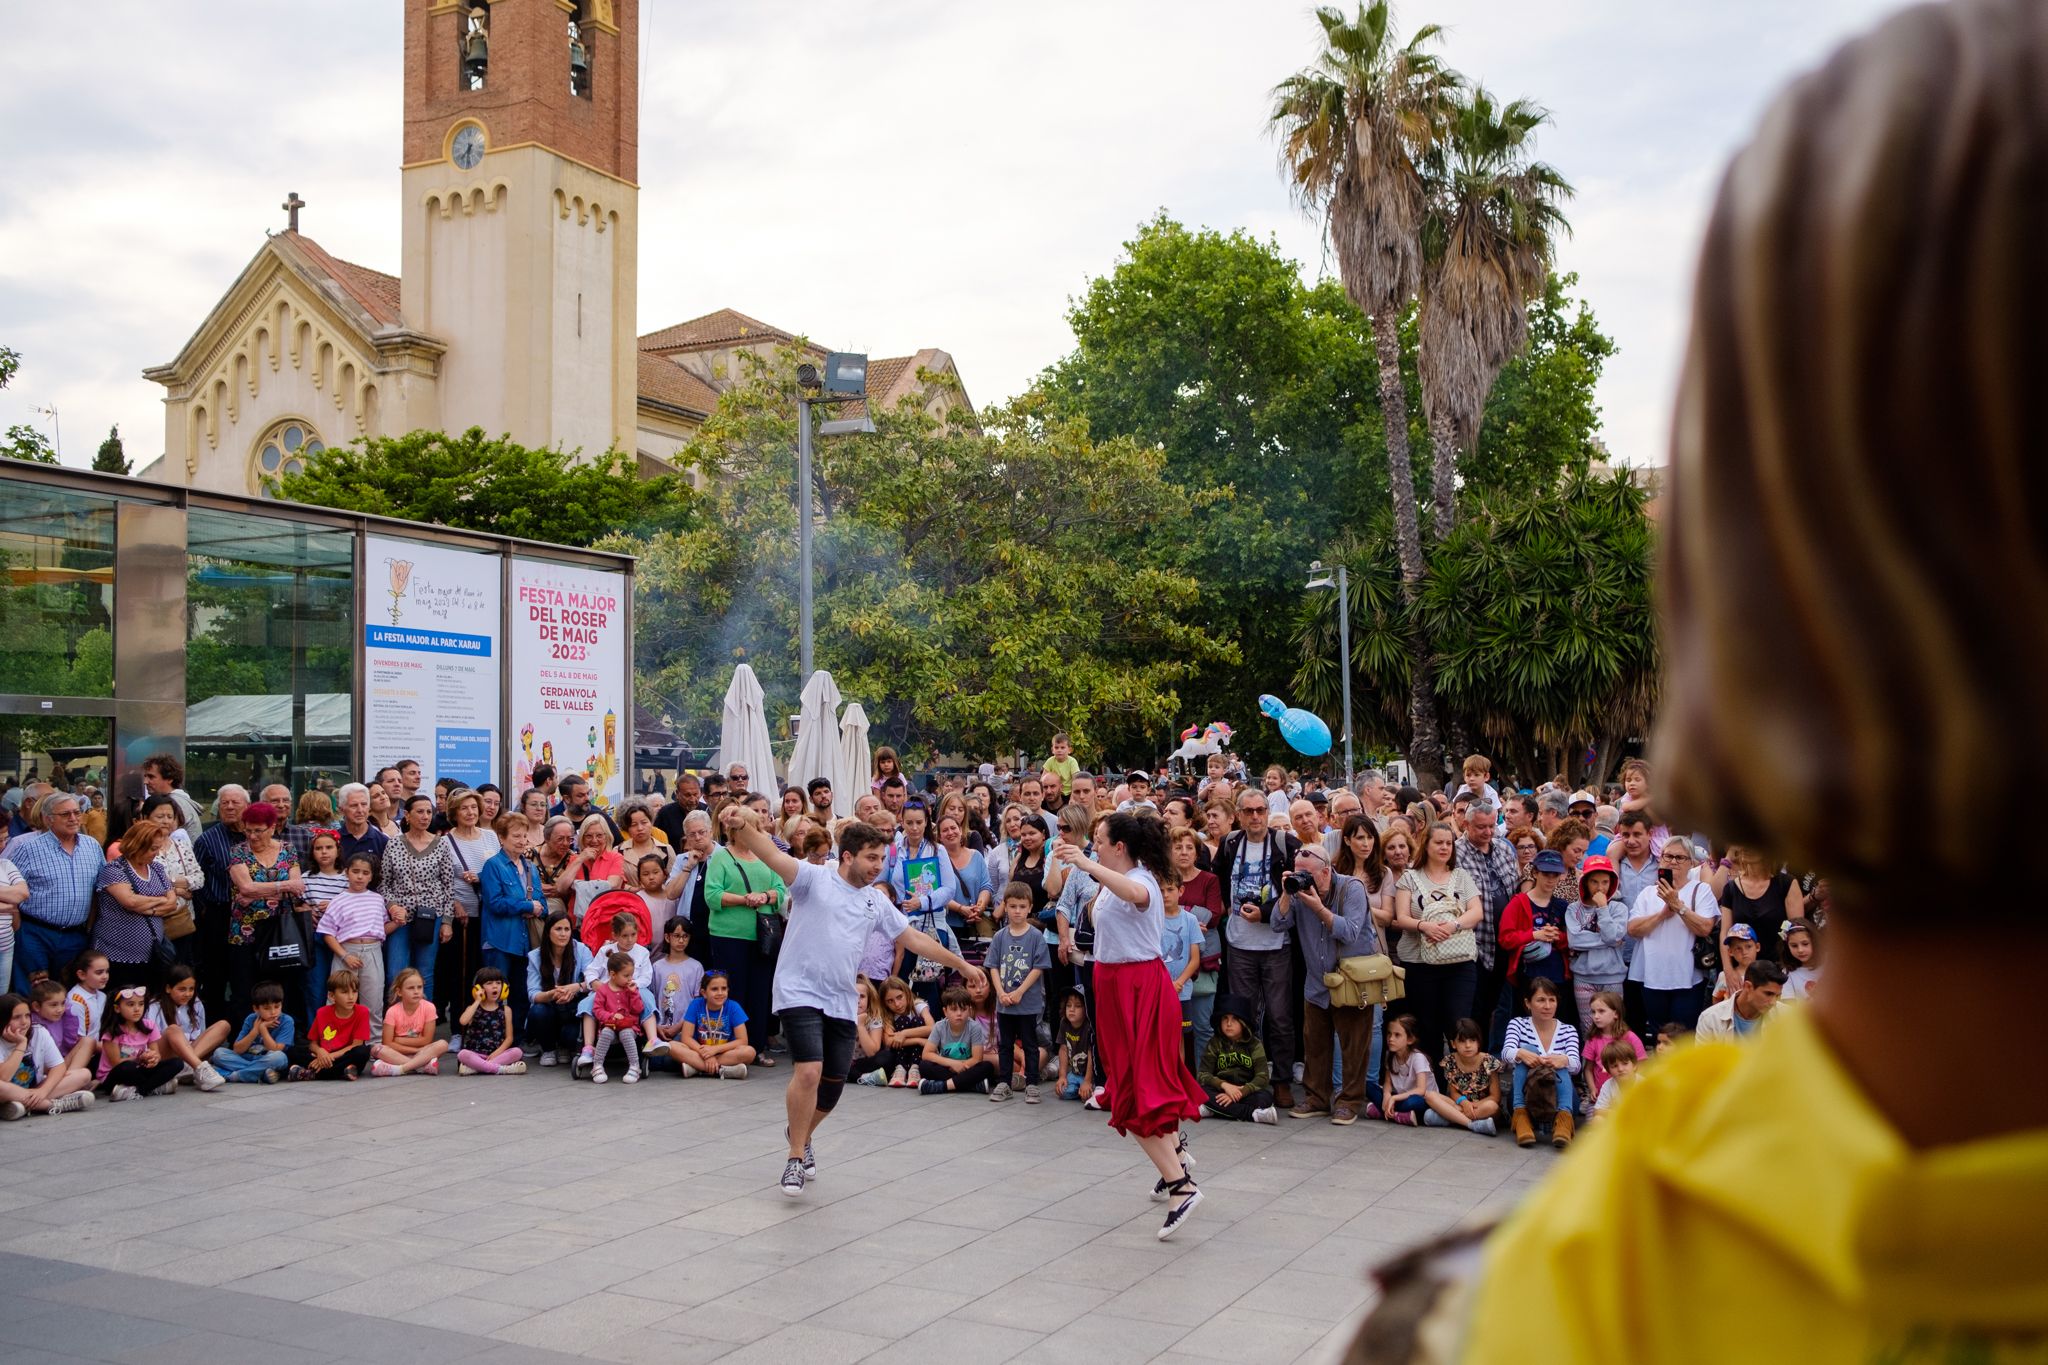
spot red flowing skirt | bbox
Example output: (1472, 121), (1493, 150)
(1095, 958), (1206, 1138)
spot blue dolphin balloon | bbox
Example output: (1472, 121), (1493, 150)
(1259, 694), (1332, 757)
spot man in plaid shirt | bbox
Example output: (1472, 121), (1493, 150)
(1455, 801), (1521, 1047)
(8, 791), (105, 993)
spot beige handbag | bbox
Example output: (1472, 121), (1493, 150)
(1323, 954), (1406, 1009)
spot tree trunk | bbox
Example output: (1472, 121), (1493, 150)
(1372, 314), (1445, 794)
(1427, 406), (1458, 540)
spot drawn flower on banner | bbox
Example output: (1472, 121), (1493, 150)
(384, 557), (415, 625)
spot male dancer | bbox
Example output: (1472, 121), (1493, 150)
(720, 805), (987, 1196)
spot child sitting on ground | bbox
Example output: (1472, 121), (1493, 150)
(987, 882), (1050, 1103)
(1712, 923), (1761, 1003)
(879, 976), (931, 1088)
(29, 979), (95, 1076)
(144, 964), (227, 1091)
(0, 991), (95, 1116)
(675, 968), (754, 1078)
(574, 911), (661, 1079)
(1053, 987), (1094, 1102)
(1592, 1043), (1639, 1114)
(1366, 1014), (1437, 1126)
(290, 968), (373, 1081)
(372, 968), (447, 1076)
(213, 981), (293, 1084)
(647, 916), (703, 1060)
(1197, 994), (1277, 1123)
(1581, 989), (1644, 1106)
(588, 951), (643, 1084)
(457, 966), (525, 1075)
(919, 985), (995, 1095)
(1424, 1017), (1501, 1135)
(853, 977), (892, 1084)
(97, 984), (183, 1100)
(65, 949), (110, 1046)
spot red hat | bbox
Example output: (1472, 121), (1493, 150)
(1577, 854), (1617, 892)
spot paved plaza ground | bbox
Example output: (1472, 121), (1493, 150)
(0, 1064), (1556, 1365)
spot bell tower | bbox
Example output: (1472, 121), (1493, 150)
(400, 0), (639, 458)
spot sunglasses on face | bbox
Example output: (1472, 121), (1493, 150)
(115, 986), (147, 1000)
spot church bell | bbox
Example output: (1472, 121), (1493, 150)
(463, 7), (490, 87)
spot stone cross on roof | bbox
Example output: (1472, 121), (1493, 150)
(282, 191), (306, 233)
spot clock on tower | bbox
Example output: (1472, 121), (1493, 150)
(398, 0), (639, 458)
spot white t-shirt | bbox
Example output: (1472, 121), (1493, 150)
(0, 856), (21, 951)
(1784, 965), (1820, 1001)
(144, 998), (207, 1044)
(583, 942), (652, 990)
(1, 1027), (63, 1086)
(1626, 878), (1712, 990)
(1265, 790), (1292, 821)
(1091, 865), (1164, 965)
(1385, 1048), (1438, 1096)
(773, 860), (910, 1021)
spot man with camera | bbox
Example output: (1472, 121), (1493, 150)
(1212, 788), (1300, 1110)
(1270, 842), (1375, 1123)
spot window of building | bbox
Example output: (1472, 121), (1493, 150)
(0, 484), (118, 701)
(251, 420), (323, 497)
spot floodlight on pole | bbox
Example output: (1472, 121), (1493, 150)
(1306, 560), (1354, 786)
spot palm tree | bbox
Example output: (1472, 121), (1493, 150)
(1418, 87), (1573, 538)
(1272, 1), (1457, 789)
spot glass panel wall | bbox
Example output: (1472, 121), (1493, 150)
(0, 485), (117, 698)
(0, 715), (113, 841)
(185, 510), (355, 805)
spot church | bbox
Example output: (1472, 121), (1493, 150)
(140, 0), (970, 495)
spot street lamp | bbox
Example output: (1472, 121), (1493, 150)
(794, 353), (875, 680)
(1306, 560), (1353, 787)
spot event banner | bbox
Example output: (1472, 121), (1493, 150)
(509, 558), (627, 809)
(362, 535), (501, 788)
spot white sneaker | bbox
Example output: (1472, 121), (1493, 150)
(679, 1063), (699, 1078)
(1083, 1091), (1104, 1111)
(45, 1091), (93, 1115)
(457, 1062), (478, 1076)
(717, 1064), (748, 1080)
(149, 1080), (180, 1097)
(988, 1083), (1013, 1103)
(109, 1085), (138, 1103)
(644, 1039), (671, 1055)
(622, 1067), (640, 1084)
(177, 1063), (194, 1085)
(501, 1061), (527, 1075)
(538, 1049), (560, 1067)
(1252, 1106), (1279, 1125)
(591, 1064), (609, 1084)
(193, 1061), (225, 1092)
(0, 1100), (25, 1120)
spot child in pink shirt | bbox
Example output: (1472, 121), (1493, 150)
(588, 952), (643, 1085)
(371, 968), (448, 1077)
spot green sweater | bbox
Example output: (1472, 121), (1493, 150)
(1199, 1034), (1271, 1091)
(702, 847), (786, 941)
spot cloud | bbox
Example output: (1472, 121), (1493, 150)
(1, 0), (1903, 471)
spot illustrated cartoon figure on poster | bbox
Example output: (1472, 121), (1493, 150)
(516, 723), (535, 792)
(541, 740), (555, 772)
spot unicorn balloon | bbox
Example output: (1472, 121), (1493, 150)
(1258, 694), (1332, 757)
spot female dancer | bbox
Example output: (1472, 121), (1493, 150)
(1052, 811), (1207, 1240)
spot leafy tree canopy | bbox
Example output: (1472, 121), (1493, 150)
(274, 427), (697, 546)
(93, 424), (130, 476)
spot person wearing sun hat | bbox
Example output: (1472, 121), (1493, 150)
(1563, 855), (1626, 1029)
(1346, 3), (2048, 1358)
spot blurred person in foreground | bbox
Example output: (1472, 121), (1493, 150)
(1351, 2), (2048, 1360)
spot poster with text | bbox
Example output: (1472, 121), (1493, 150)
(510, 559), (627, 808)
(362, 536), (501, 788)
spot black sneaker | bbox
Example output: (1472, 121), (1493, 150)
(785, 1127), (817, 1179)
(779, 1157), (807, 1198)
(1158, 1179), (1203, 1242)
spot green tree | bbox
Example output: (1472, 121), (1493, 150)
(618, 348), (1233, 762)
(274, 427), (696, 546)
(0, 425), (57, 464)
(1272, 1), (1458, 789)
(1035, 215), (1384, 760)
(92, 424), (130, 475)
(1294, 470), (1655, 788)
(1418, 86), (1573, 534)
(1465, 271), (1614, 496)
(0, 346), (18, 391)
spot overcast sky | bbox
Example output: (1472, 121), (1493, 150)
(1, 1), (1906, 473)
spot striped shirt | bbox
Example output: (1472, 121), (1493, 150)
(9, 831), (106, 929)
(315, 889), (388, 944)
(1502, 1016), (1582, 1072)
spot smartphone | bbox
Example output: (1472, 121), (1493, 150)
(1658, 868), (1674, 887)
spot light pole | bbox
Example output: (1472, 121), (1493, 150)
(793, 354), (875, 681)
(1307, 560), (1353, 787)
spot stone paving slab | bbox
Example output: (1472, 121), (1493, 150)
(0, 1065), (1556, 1363)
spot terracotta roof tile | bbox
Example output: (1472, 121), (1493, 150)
(283, 231), (403, 328)
(638, 308), (794, 352)
(636, 352), (721, 416)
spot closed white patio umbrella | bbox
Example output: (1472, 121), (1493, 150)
(717, 664), (778, 799)
(835, 702), (871, 819)
(788, 670), (843, 804)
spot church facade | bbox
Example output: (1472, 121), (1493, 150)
(143, 0), (969, 497)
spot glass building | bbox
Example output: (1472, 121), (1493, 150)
(0, 462), (633, 812)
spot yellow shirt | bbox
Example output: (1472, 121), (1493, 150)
(1044, 755), (1080, 795)
(1462, 1008), (2048, 1364)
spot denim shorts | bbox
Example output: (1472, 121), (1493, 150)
(778, 1006), (858, 1077)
